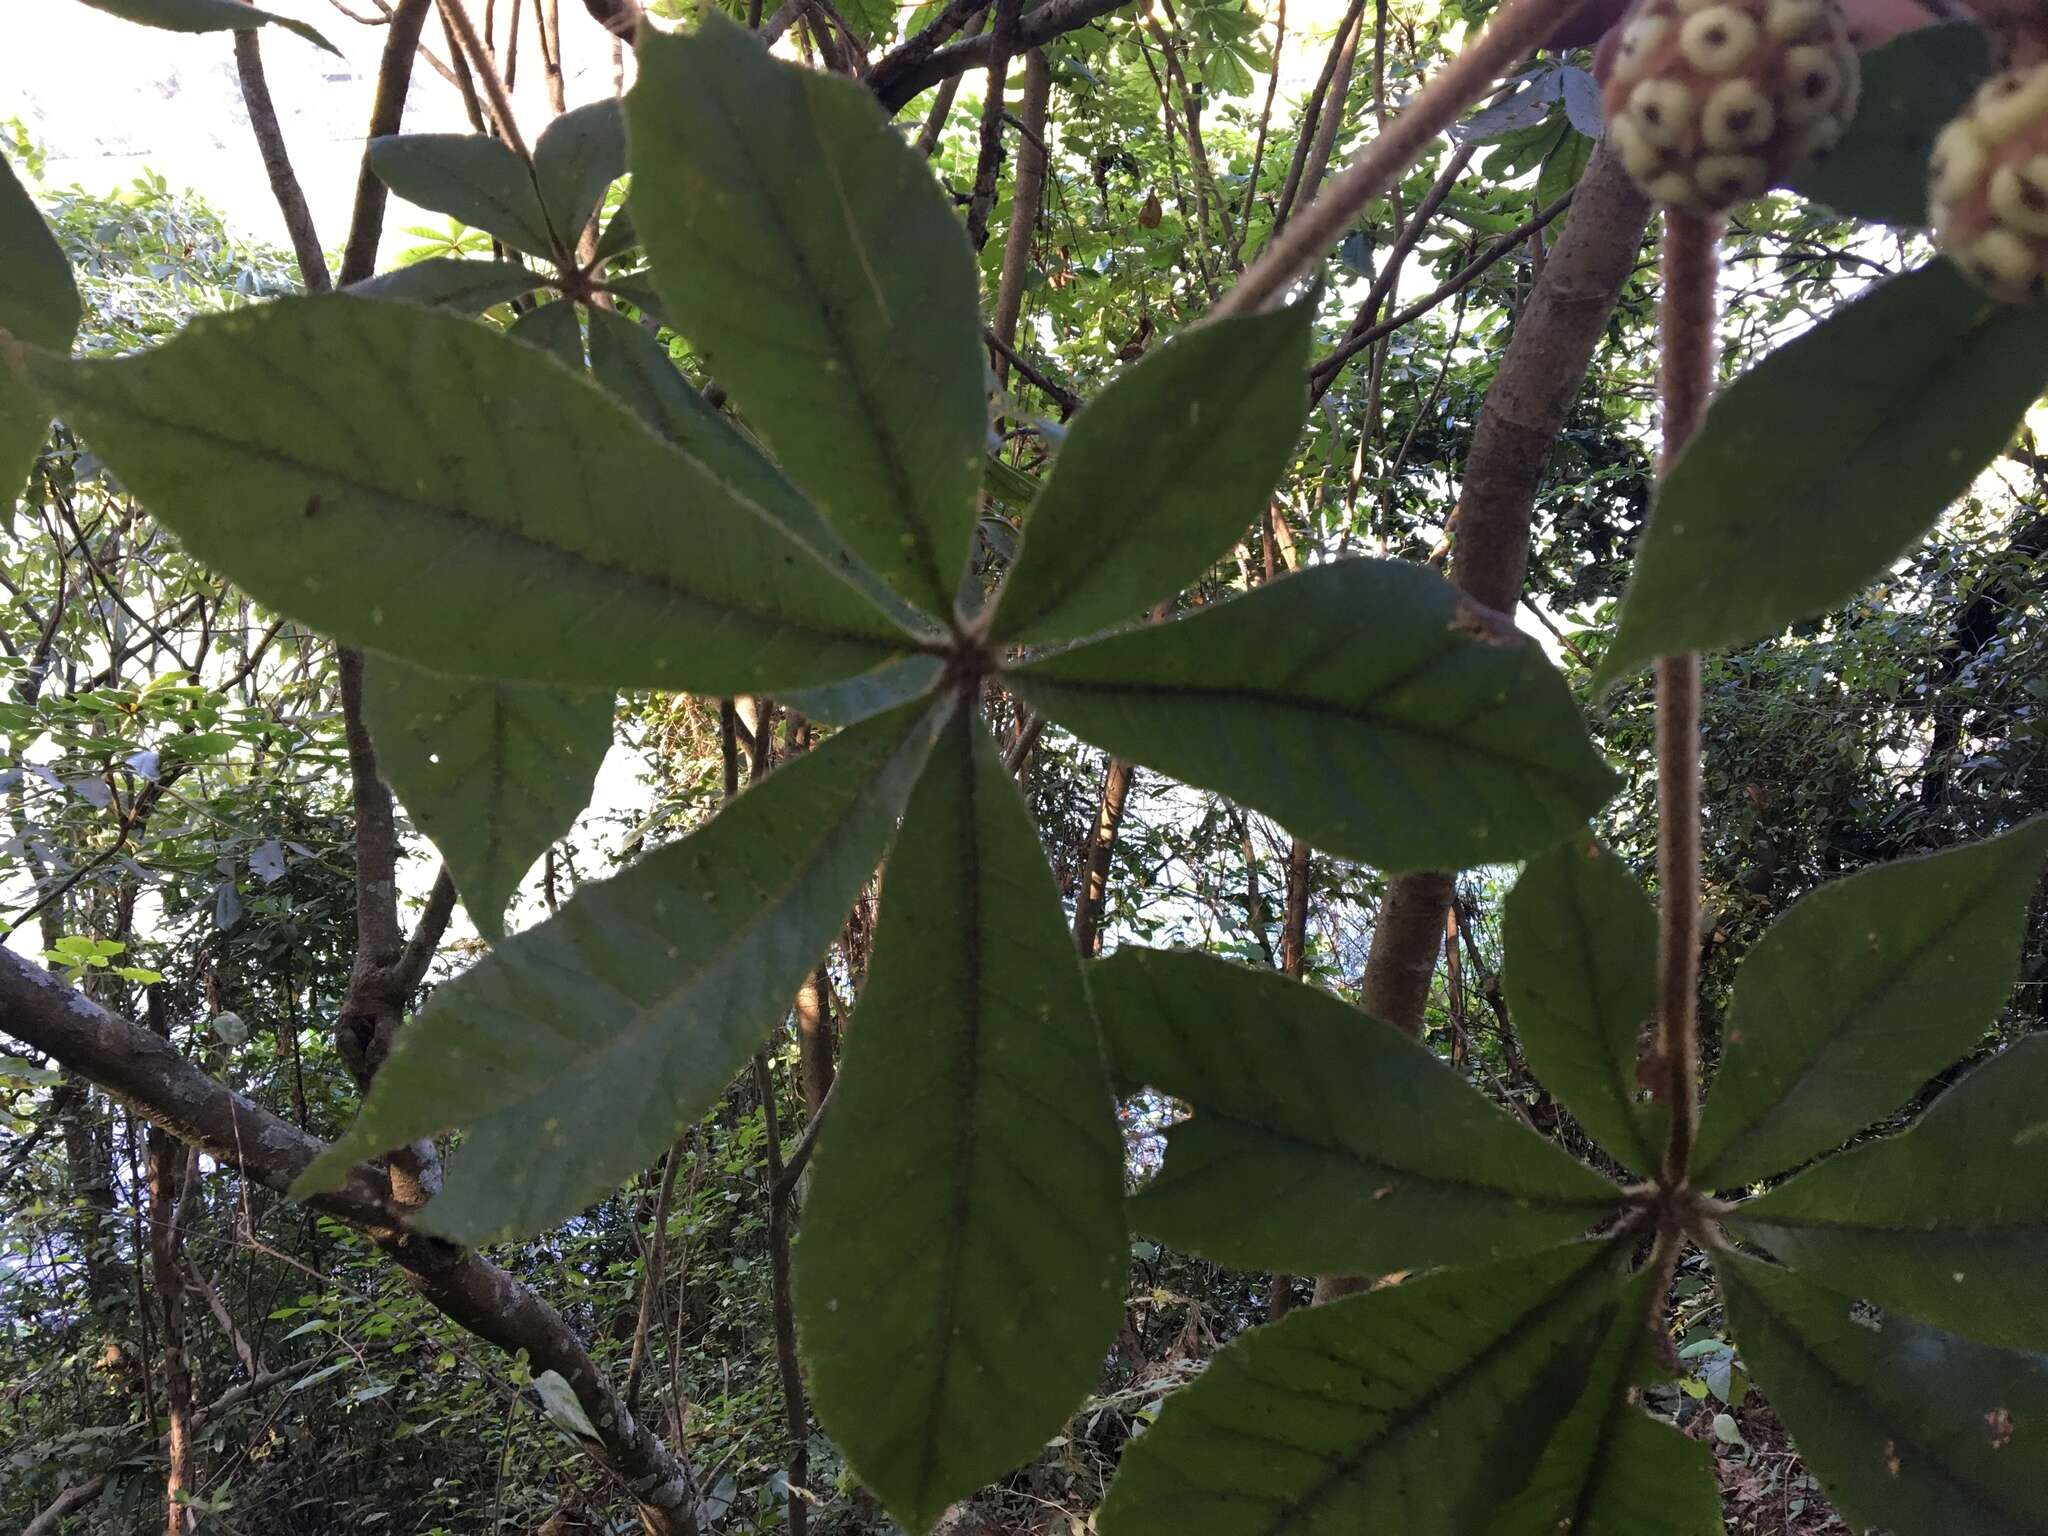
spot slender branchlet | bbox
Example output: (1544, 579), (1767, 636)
(1654, 210), (1719, 1190)
(1212, 0), (1589, 319)
(438, 0), (533, 163)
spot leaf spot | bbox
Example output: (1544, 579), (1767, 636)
(1986, 1408), (2014, 1449)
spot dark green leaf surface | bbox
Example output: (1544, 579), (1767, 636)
(1692, 818), (2048, 1189)
(781, 654), (944, 726)
(347, 259), (540, 312)
(1012, 560), (1618, 872)
(1503, 837), (1662, 1174)
(630, 16), (985, 616)
(28, 296), (913, 693)
(990, 302), (1310, 645)
(508, 298), (584, 369)
(1092, 948), (1619, 1274)
(1095, 1242), (1626, 1536)
(532, 100), (623, 244)
(295, 697), (951, 1241)
(1730, 1035), (2048, 1351)
(368, 134), (557, 261)
(1489, 1267), (1719, 1536)
(0, 151), (80, 503)
(360, 657), (612, 941)
(1596, 264), (2048, 687)
(582, 304), (922, 629)
(74, 0), (336, 50)
(1718, 1252), (2048, 1536)
(1790, 25), (1991, 227)
(797, 712), (1126, 1533)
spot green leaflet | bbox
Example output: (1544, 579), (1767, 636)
(1790, 25), (1990, 227)
(796, 711), (1126, 1534)
(26, 296), (917, 694)
(1011, 560), (1618, 872)
(1090, 947), (1619, 1275)
(1692, 817), (2048, 1190)
(990, 301), (1311, 645)
(531, 101), (624, 246)
(1596, 264), (2048, 687)
(0, 151), (81, 505)
(1095, 1242), (1628, 1536)
(508, 299), (585, 370)
(1488, 1267), (1719, 1536)
(73, 0), (336, 51)
(581, 303), (924, 633)
(1718, 1252), (2048, 1536)
(368, 134), (558, 262)
(780, 654), (945, 727)
(629, 15), (986, 617)
(359, 656), (613, 942)
(347, 259), (541, 312)
(1729, 1035), (2048, 1352)
(292, 695), (952, 1241)
(1503, 836), (1663, 1174)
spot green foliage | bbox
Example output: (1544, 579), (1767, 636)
(1097, 1242), (1632, 1535)
(1091, 947), (1620, 1275)
(629, 17), (988, 617)
(1598, 264), (2048, 686)
(991, 300), (1311, 644)
(1716, 1253), (2048, 1534)
(347, 257), (539, 310)
(298, 697), (949, 1242)
(359, 658), (613, 940)
(1790, 24), (1991, 227)
(530, 100), (625, 247)
(368, 134), (560, 261)
(1016, 560), (1618, 872)
(0, 151), (80, 503)
(797, 712), (1126, 1531)
(1690, 817), (2048, 1188)
(72, 0), (336, 51)
(25, 297), (914, 693)
(1503, 836), (1662, 1174)
(1729, 1035), (2048, 1350)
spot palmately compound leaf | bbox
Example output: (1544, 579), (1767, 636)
(1090, 947), (1620, 1275)
(1729, 1034), (2048, 1352)
(531, 100), (624, 247)
(1503, 836), (1664, 1175)
(1717, 1251), (2048, 1536)
(796, 711), (1126, 1534)
(368, 133), (558, 261)
(1596, 264), (2048, 687)
(1011, 560), (1618, 873)
(0, 150), (81, 504)
(293, 696), (952, 1241)
(1096, 1241), (1630, 1536)
(25, 296), (917, 694)
(1489, 1267), (1719, 1536)
(629, 15), (986, 617)
(582, 304), (925, 634)
(73, 0), (337, 52)
(990, 301), (1311, 646)
(1789, 24), (1990, 227)
(347, 259), (541, 312)
(1691, 817), (2048, 1190)
(360, 656), (613, 942)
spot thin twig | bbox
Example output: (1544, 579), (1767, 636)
(1214, 0), (1587, 319)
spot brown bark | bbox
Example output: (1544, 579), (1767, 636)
(1073, 757), (1137, 958)
(0, 949), (701, 1535)
(1312, 138), (1651, 1305)
(753, 1056), (810, 1536)
(143, 992), (194, 1536)
(794, 967), (836, 1119)
(990, 49), (1051, 388)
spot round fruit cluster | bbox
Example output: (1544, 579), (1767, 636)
(1930, 62), (2048, 303)
(1599, 0), (1862, 213)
